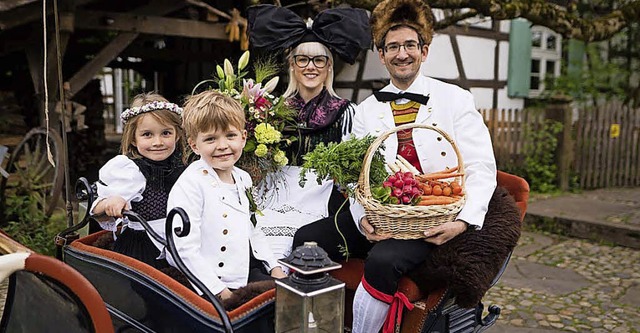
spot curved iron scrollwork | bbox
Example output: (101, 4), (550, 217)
(164, 207), (234, 333)
(55, 177), (97, 259)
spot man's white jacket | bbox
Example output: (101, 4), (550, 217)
(349, 75), (497, 230)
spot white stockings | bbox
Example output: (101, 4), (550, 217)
(351, 283), (389, 333)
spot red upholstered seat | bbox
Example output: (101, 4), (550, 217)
(70, 231), (276, 321)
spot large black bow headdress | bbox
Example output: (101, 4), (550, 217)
(247, 5), (371, 64)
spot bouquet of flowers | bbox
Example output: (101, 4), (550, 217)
(193, 51), (297, 184)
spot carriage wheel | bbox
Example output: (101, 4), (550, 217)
(0, 127), (65, 220)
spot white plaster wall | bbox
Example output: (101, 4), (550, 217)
(337, 61), (359, 81)
(500, 20), (511, 33)
(498, 41), (509, 81)
(457, 36), (496, 80)
(422, 34), (458, 79)
(470, 87), (495, 109)
(361, 49), (389, 81)
(497, 88), (525, 109)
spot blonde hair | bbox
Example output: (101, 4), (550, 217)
(182, 90), (246, 141)
(121, 92), (185, 159)
(283, 42), (337, 98)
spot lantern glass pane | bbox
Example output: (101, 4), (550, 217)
(310, 287), (344, 332)
(275, 283), (345, 333)
(276, 285), (309, 333)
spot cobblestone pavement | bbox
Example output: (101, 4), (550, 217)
(486, 231), (640, 333)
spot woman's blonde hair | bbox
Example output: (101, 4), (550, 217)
(182, 90), (246, 141)
(121, 92), (186, 159)
(283, 42), (337, 98)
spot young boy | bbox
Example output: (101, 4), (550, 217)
(167, 90), (286, 300)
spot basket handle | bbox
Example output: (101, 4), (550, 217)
(358, 123), (465, 199)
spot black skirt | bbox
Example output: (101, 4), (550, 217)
(113, 228), (169, 269)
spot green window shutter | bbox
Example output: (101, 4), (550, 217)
(507, 19), (532, 98)
(567, 39), (585, 78)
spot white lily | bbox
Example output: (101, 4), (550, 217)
(224, 59), (234, 77)
(238, 51), (250, 70)
(263, 76), (279, 94)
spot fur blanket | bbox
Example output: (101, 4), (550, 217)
(407, 186), (522, 308)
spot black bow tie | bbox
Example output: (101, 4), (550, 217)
(373, 91), (430, 105)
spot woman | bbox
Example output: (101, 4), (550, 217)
(246, 5), (371, 260)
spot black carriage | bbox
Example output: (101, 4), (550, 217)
(0, 171), (528, 333)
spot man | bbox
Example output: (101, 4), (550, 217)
(347, 0), (497, 332)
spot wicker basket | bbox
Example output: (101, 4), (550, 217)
(355, 123), (466, 239)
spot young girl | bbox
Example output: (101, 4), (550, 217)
(91, 92), (186, 269)
(167, 90), (285, 300)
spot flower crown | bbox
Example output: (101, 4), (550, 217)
(121, 101), (183, 124)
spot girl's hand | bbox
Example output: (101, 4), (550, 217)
(102, 196), (128, 217)
(270, 267), (287, 279)
(217, 288), (233, 300)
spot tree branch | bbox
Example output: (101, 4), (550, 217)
(336, 0), (640, 42)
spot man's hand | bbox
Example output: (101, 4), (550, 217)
(270, 267), (287, 279)
(423, 220), (468, 245)
(360, 217), (391, 242)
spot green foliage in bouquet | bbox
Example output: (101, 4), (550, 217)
(193, 51), (297, 183)
(298, 135), (387, 196)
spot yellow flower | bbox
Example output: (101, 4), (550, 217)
(254, 123), (281, 144)
(273, 149), (288, 166)
(255, 144), (268, 157)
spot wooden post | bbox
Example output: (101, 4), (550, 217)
(545, 95), (574, 191)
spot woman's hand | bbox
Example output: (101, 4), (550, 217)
(270, 267), (287, 279)
(423, 220), (468, 245)
(360, 217), (391, 242)
(217, 288), (233, 300)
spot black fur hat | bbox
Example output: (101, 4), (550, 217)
(371, 0), (435, 48)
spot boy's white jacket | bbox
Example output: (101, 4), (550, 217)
(349, 75), (497, 230)
(166, 159), (280, 295)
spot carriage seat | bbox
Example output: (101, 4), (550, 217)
(330, 171), (530, 304)
(68, 230), (276, 319)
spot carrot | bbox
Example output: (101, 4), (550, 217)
(417, 195), (458, 206)
(429, 166), (459, 175)
(416, 172), (464, 181)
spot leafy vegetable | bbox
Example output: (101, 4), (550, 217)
(299, 135), (388, 196)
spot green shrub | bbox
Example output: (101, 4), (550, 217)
(3, 193), (66, 256)
(519, 120), (563, 193)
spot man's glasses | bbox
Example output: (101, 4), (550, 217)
(293, 55), (329, 69)
(383, 41), (421, 55)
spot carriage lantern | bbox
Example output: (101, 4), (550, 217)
(275, 242), (345, 333)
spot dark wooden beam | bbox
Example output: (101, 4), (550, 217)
(440, 25), (510, 41)
(0, 0), (93, 31)
(75, 10), (227, 40)
(0, 0), (37, 12)
(68, 33), (138, 97)
(66, 1), (188, 97)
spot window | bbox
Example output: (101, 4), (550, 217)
(529, 26), (562, 97)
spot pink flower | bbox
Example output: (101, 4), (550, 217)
(241, 79), (265, 101)
(254, 96), (271, 110)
